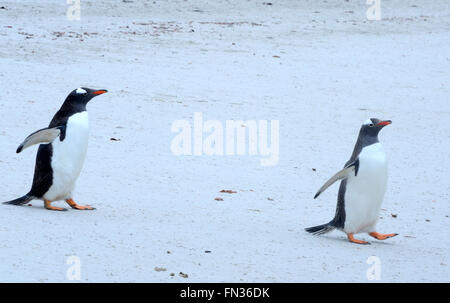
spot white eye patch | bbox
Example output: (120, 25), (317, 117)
(76, 87), (87, 94)
(363, 118), (373, 125)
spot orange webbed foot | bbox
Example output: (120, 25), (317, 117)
(369, 232), (398, 240)
(44, 200), (67, 211)
(65, 199), (95, 210)
(347, 233), (370, 245)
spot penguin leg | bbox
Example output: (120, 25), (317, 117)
(347, 233), (370, 245)
(369, 232), (398, 240)
(65, 199), (95, 210)
(44, 200), (67, 211)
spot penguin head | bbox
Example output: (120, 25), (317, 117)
(66, 87), (108, 105)
(361, 118), (392, 136)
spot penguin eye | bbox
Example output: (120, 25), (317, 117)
(369, 123), (374, 127)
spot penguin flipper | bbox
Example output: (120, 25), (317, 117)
(314, 159), (359, 199)
(16, 127), (61, 153)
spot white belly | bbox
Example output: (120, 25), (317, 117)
(44, 112), (89, 201)
(343, 143), (388, 234)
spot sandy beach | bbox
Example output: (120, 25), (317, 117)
(0, 0), (449, 282)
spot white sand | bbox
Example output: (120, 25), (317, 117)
(0, 0), (449, 282)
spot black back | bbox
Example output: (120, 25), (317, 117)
(30, 144), (54, 197)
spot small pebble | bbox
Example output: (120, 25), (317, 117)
(179, 272), (188, 278)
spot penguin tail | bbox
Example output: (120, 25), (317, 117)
(305, 221), (336, 236)
(2, 193), (34, 206)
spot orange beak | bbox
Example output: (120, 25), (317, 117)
(92, 89), (108, 95)
(377, 120), (392, 126)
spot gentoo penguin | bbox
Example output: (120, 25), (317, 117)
(2, 87), (107, 211)
(305, 118), (398, 244)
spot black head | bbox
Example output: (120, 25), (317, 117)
(65, 87), (108, 105)
(59, 87), (108, 113)
(360, 118), (392, 137)
(50, 88), (108, 125)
